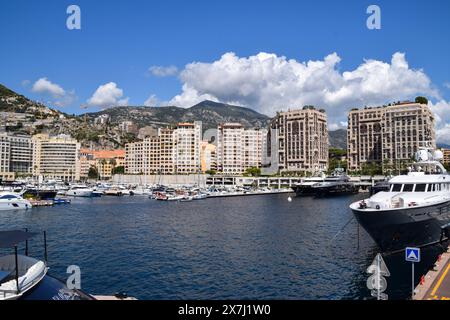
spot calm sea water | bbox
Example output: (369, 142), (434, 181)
(0, 193), (446, 300)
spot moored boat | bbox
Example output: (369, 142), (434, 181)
(0, 193), (32, 211)
(311, 168), (358, 196)
(350, 149), (450, 254)
(66, 185), (94, 197)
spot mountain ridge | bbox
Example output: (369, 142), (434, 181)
(0, 83), (347, 149)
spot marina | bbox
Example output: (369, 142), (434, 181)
(0, 193), (447, 300)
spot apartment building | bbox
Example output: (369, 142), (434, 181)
(442, 148), (450, 166)
(32, 134), (81, 181)
(125, 140), (146, 175)
(173, 122), (202, 174)
(263, 108), (329, 174)
(347, 102), (436, 171)
(347, 107), (384, 171)
(0, 133), (33, 175)
(79, 149), (125, 180)
(216, 123), (267, 174)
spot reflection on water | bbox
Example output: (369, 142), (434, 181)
(0, 193), (446, 299)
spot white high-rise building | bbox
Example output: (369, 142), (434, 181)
(32, 134), (81, 181)
(217, 123), (267, 174)
(0, 133), (33, 175)
(173, 122), (202, 174)
(125, 122), (202, 175)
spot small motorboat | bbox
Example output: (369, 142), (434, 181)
(66, 185), (94, 197)
(0, 230), (48, 300)
(0, 193), (32, 211)
(179, 196), (193, 202)
(192, 193), (208, 200)
(0, 230), (94, 300)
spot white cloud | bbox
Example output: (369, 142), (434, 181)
(444, 82), (450, 89)
(144, 94), (159, 106)
(169, 51), (439, 115)
(148, 65), (178, 77)
(428, 99), (450, 144)
(32, 77), (65, 98)
(31, 77), (76, 107)
(87, 82), (129, 108)
(436, 124), (450, 145)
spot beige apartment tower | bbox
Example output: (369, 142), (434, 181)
(125, 122), (202, 175)
(32, 134), (81, 181)
(347, 102), (436, 171)
(263, 108), (329, 174)
(216, 123), (267, 174)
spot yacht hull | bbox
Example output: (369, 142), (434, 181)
(293, 185), (317, 196)
(66, 190), (93, 197)
(352, 200), (450, 253)
(313, 184), (359, 197)
(0, 200), (32, 211)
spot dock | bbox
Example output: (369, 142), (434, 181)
(207, 189), (293, 198)
(29, 199), (54, 207)
(414, 246), (450, 300)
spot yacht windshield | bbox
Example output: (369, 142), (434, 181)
(415, 184), (426, 192)
(403, 184), (414, 192)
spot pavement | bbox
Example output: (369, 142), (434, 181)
(414, 246), (450, 300)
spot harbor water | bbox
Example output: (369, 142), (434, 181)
(0, 193), (445, 299)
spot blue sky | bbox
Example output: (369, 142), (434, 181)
(0, 0), (449, 129)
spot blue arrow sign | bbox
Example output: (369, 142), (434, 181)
(405, 247), (420, 263)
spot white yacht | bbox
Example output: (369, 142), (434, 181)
(350, 149), (450, 253)
(0, 193), (32, 211)
(66, 185), (94, 197)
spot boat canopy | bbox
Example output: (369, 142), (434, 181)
(0, 230), (37, 249)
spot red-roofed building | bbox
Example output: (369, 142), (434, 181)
(79, 149), (125, 180)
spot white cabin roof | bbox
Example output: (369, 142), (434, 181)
(389, 174), (450, 184)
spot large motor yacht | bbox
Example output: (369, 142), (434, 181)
(350, 149), (450, 253)
(311, 168), (359, 196)
(292, 172), (326, 196)
(0, 192), (32, 211)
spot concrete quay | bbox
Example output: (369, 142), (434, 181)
(414, 246), (450, 300)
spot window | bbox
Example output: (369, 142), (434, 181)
(429, 184), (434, 192)
(415, 184), (426, 192)
(391, 184), (402, 192)
(0, 195), (18, 200)
(403, 184), (414, 192)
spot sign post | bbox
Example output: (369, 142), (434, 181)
(405, 247), (421, 300)
(366, 253), (390, 300)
